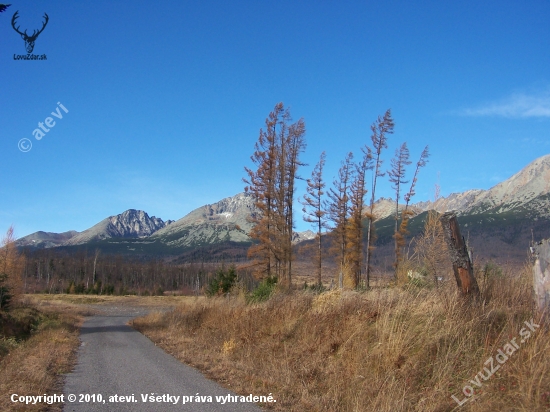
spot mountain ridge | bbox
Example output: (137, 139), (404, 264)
(15, 153), (550, 265)
(413, 153), (550, 217)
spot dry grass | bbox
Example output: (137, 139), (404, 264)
(132, 264), (550, 411)
(27, 293), (200, 308)
(0, 297), (84, 412)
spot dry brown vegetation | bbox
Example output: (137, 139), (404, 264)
(132, 264), (549, 411)
(0, 227), (85, 411)
(29, 293), (197, 309)
(0, 297), (84, 412)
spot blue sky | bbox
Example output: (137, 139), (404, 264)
(1, 0), (549, 237)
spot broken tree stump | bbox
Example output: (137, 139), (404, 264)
(439, 211), (480, 296)
(531, 239), (550, 320)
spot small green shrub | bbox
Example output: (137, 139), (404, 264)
(247, 276), (277, 303)
(0, 286), (11, 310)
(205, 266), (238, 297)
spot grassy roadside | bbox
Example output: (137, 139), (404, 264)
(132, 266), (550, 411)
(0, 293), (198, 412)
(0, 297), (85, 412)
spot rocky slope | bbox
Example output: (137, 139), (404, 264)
(149, 193), (256, 248)
(292, 230), (316, 244)
(415, 154), (550, 217)
(62, 209), (172, 246)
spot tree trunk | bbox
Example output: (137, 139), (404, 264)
(365, 219), (373, 287)
(93, 249), (100, 286)
(317, 229), (322, 286)
(531, 239), (550, 321)
(439, 212), (480, 296)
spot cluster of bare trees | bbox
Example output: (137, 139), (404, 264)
(244, 103), (306, 287)
(390, 143), (430, 277)
(16, 247), (256, 295)
(324, 149), (374, 289)
(246, 106), (430, 289)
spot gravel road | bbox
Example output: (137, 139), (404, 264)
(63, 306), (263, 411)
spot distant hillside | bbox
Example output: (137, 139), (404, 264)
(16, 230), (79, 248)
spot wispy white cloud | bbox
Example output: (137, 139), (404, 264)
(506, 137), (550, 146)
(460, 90), (550, 118)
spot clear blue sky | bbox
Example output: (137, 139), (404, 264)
(1, 0), (549, 237)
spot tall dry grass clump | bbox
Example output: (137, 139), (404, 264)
(133, 265), (549, 411)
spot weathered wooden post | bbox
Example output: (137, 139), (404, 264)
(439, 211), (480, 296)
(531, 239), (550, 321)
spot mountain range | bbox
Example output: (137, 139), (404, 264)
(369, 154), (550, 265)
(16, 154), (550, 266)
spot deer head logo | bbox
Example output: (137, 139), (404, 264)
(11, 11), (49, 54)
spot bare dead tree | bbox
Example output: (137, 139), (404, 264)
(348, 147), (373, 288)
(388, 142), (411, 278)
(244, 110), (278, 279)
(93, 248), (100, 286)
(282, 115), (307, 287)
(302, 152), (328, 286)
(365, 110), (393, 287)
(326, 152), (354, 289)
(399, 146), (430, 256)
(244, 103), (306, 288)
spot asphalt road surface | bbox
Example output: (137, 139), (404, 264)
(63, 306), (264, 412)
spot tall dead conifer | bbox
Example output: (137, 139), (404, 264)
(399, 146), (430, 253)
(388, 142), (411, 278)
(365, 110), (393, 287)
(244, 111), (278, 279)
(326, 152), (354, 289)
(302, 152), (327, 287)
(348, 147), (373, 288)
(282, 116), (306, 287)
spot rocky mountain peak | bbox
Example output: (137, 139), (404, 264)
(147, 193), (257, 251)
(206, 192), (255, 216)
(106, 209), (171, 238)
(62, 209), (172, 245)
